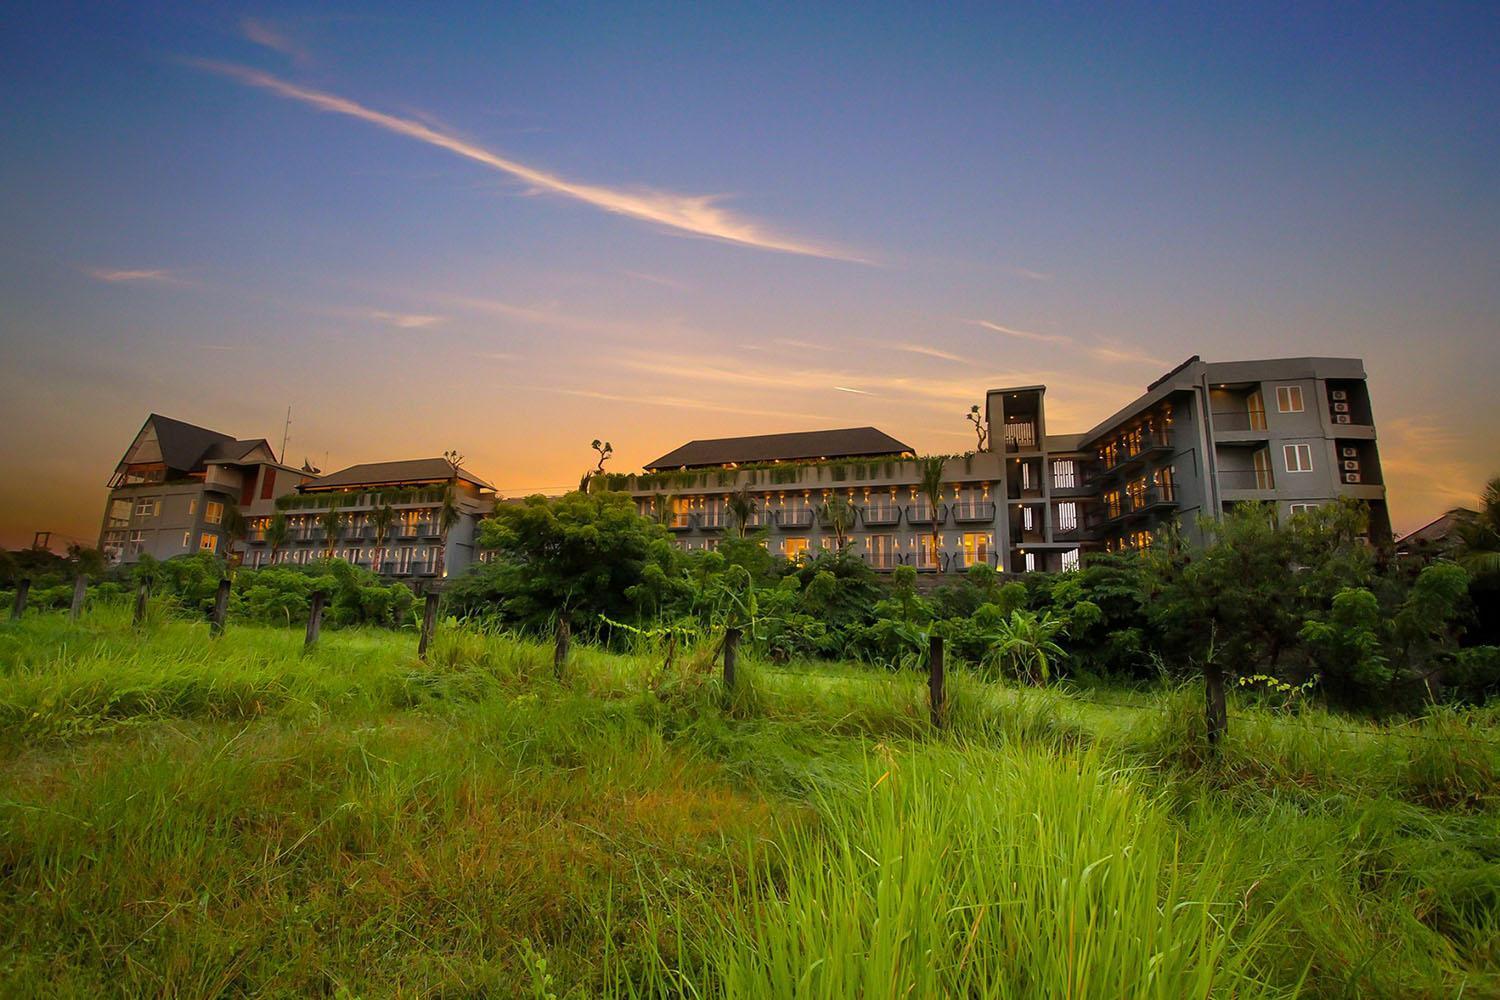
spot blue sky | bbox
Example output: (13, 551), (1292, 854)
(2, 2), (1497, 546)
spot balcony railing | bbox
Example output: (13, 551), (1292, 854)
(777, 509), (815, 529)
(1003, 421), (1038, 452)
(904, 503), (947, 526)
(1219, 469), (1275, 491)
(859, 505), (902, 527)
(951, 502), (997, 523)
(667, 513), (693, 531)
(863, 551), (901, 571)
(947, 550), (1000, 571)
(1099, 430), (1174, 476)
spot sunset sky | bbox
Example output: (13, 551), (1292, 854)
(2, 2), (1497, 549)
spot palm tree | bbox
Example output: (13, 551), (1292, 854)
(319, 506), (341, 560)
(918, 455), (947, 571)
(727, 485), (757, 539)
(435, 484), (462, 579)
(220, 506), (247, 565)
(985, 609), (1068, 684)
(1455, 476), (1500, 580)
(820, 493), (855, 551)
(370, 503), (396, 575)
(265, 510), (288, 565)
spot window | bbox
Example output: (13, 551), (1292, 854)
(204, 501), (224, 525)
(1246, 390), (1267, 430)
(134, 497), (159, 517)
(1276, 385), (1304, 413)
(1060, 549), (1081, 572)
(784, 537), (809, 561)
(1253, 448), (1275, 489)
(960, 533), (991, 568)
(181, 531), (191, 548)
(1052, 460), (1076, 489)
(109, 499), (132, 528)
(129, 529), (146, 543)
(188, 499), (199, 516)
(916, 534), (941, 569)
(1022, 505), (1034, 531)
(1024, 552), (1036, 572)
(1057, 502), (1078, 532)
(1284, 444), (1313, 473)
(865, 534), (896, 568)
(1289, 503), (1320, 516)
(198, 533), (218, 553)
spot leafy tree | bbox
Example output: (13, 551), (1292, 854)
(456, 491), (679, 632)
(319, 506), (342, 559)
(820, 494), (856, 550)
(1454, 476), (1500, 580)
(727, 485), (757, 539)
(65, 544), (107, 579)
(435, 485), (461, 580)
(220, 506), (247, 563)
(1300, 588), (1390, 696)
(579, 439), (614, 493)
(983, 609), (1068, 684)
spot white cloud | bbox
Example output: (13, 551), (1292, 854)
(367, 310), (446, 329)
(968, 319), (1071, 345)
(196, 61), (868, 262)
(85, 267), (182, 284)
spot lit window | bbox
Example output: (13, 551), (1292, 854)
(189, 499), (199, 516)
(1060, 549), (1080, 572)
(1284, 444), (1313, 473)
(205, 501), (224, 525)
(1276, 386), (1304, 413)
(961, 532), (991, 567)
(1057, 502), (1078, 532)
(1246, 390), (1267, 430)
(784, 537), (809, 561)
(199, 533), (218, 553)
(1052, 460), (1076, 489)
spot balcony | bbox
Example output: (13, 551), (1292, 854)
(1003, 421), (1038, 453)
(904, 503), (948, 526)
(777, 509), (815, 529)
(859, 505), (902, 527)
(1219, 469), (1275, 491)
(1212, 411), (1268, 433)
(1129, 484), (1179, 517)
(863, 551), (901, 571)
(667, 513), (694, 532)
(951, 501), (998, 524)
(1099, 430), (1175, 478)
(948, 549), (1000, 571)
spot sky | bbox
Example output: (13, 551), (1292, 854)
(1, 1), (1497, 549)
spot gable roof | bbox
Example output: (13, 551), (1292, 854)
(645, 427), (914, 471)
(300, 458), (496, 492)
(203, 438), (276, 464)
(144, 414), (238, 473)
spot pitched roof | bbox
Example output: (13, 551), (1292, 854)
(300, 458), (496, 492)
(1396, 508), (1476, 548)
(146, 414), (238, 473)
(203, 438), (275, 463)
(645, 427), (914, 471)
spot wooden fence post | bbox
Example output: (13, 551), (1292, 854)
(554, 617), (571, 678)
(210, 578), (231, 637)
(10, 578), (29, 621)
(133, 579), (150, 626)
(929, 633), (946, 729)
(69, 574), (88, 621)
(1204, 662), (1228, 745)
(305, 590), (326, 648)
(418, 591), (440, 660)
(723, 626), (741, 690)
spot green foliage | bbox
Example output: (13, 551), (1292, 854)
(980, 608), (1068, 683)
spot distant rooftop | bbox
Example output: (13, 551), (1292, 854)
(301, 458), (496, 492)
(645, 427), (914, 471)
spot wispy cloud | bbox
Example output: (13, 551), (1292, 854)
(773, 337), (833, 351)
(968, 319), (1071, 345)
(195, 61), (866, 262)
(538, 386), (832, 423)
(86, 267), (183, 284)
(833, 385), (874, 395)
(621, 269), (688, 290)
(1013, 267), (1053, 281)
(367, 309), (446, 329)
(894, 343), (967, 363)
(239, 17), (311, 65)
(1085, 342), (1169, 367)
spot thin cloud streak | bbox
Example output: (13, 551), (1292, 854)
(195, 61), (866, 262)
(894, 343), (967, 363)
(834, 385), (873, 395)
(367, 309), (446, 329)
(968, 319), (1071, 345)
(240, 18), (311, 65)
(86, 267), (183, 284)
(537, 386), (833, 423)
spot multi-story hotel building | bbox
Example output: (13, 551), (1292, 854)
(98, 414), (308, 564)
(617, 356), (1391, 573)
(240, 459), (496, 581)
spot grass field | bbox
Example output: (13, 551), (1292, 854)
(1, 603), (1497, 998)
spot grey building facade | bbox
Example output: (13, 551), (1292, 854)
(622, 355), (1392, 574)
(98, 414), (308, 565)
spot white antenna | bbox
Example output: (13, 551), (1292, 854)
(279, 406), (292, 464)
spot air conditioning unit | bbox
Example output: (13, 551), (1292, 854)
(1343, 460), (1360, 471)
(1330, 390), (1348, 401)
(1341, 446), (1358, 458)
(1333, 402), (1350, 413)
(1335, 414), (1352, 424)
(1344, 472), (1362, 484)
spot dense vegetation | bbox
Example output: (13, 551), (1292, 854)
(0, 607), (1496, 996)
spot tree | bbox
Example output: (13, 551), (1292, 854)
(370, 503), (397, 574)
(456, 491), (680, 631)
(319, 506), (342, 559)
(727, 485), (758, 539)
(65, 544), (107, 579)
(579, 439), (614, 493)
(220, 506), (247, 564)
(820, 493), (856, 551)
(435, 450), (466, 581)
(266, 510), (289, 565)
(918, 455), (947, 571)
(1454, 476), (1500, 580)
(967, 404), (988, 451)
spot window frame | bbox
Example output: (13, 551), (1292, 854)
(1276, 385), (1304, 413)
(1283, 443), (1313, 474)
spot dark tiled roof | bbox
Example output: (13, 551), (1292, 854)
(301, 458), (496, 492)
(203, 438), (274, 463)
(645, 427), (914, 471)
(146, 414), (238, 473)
